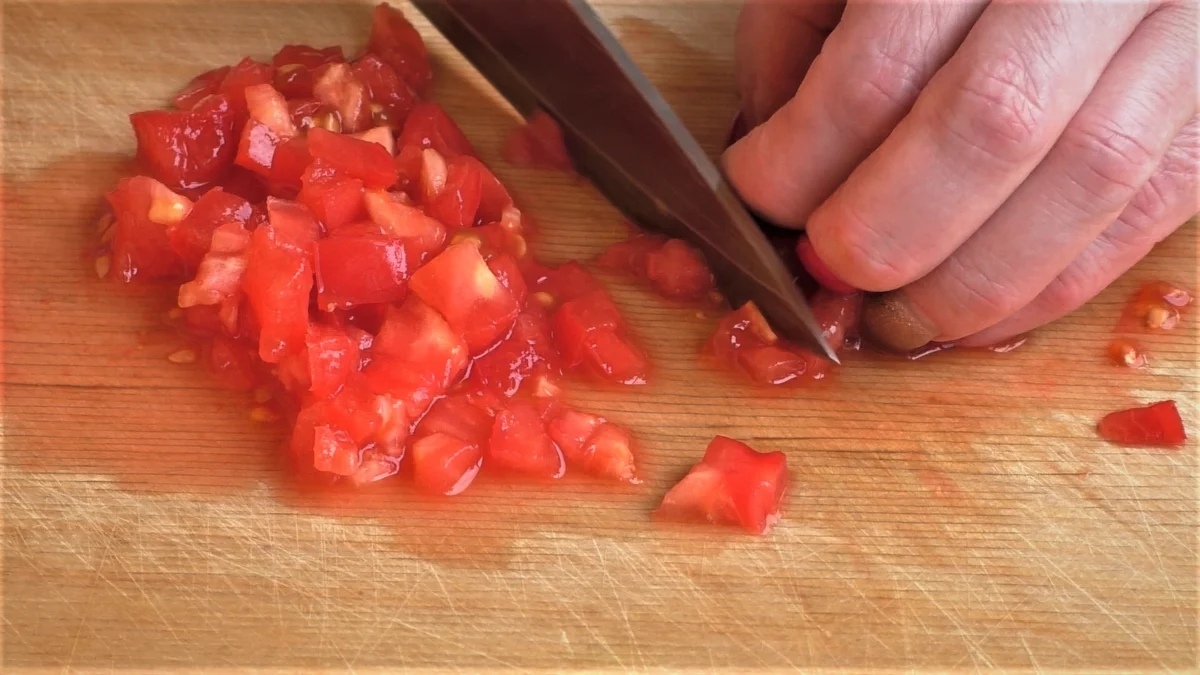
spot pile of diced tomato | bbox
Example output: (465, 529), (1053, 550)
(97, 3), (652, 494)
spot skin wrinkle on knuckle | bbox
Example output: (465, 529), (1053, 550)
(1059, 116), (1161, 214)
(938, 45), (1052, 169)
(931, 254), (1027, 335)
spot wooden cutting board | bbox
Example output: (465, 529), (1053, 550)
(4, 1), (1197, 670)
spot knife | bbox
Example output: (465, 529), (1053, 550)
(408, 0), (840, 363)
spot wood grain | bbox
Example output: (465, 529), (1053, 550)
(2, 1), (1197, 670)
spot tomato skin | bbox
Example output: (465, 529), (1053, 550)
(399, 102), (475, 158)
(656, 436), (789, 535)
(488, 403), (565, 478)
(367, 2), (433, 93)
(242, 200), (318, 363)
(130, 94), (238, 191)
(502, 111), (572, 171)
(173, 65), (231, 110)
(315, 225), (413, 309)
(308, 127), (398, 189)
(1098, 401), (1187, 447)
(411, 433), (483, 496)
(410, 242), (520, 354)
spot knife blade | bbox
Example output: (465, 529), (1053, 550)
(409, 0), (839, 363)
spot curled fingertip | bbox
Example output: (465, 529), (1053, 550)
(795, 235), (858, 294)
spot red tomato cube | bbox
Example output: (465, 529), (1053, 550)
(364, 298), (469, 418)
(487, 402), (565, 478)
(242, 200), (318, 363)
(218, 58), (276, 115)
(168, 187), (254, 272)
(311, 425), (361, 476)
(352, 53), (417, 127)
(411, 433), (483, 496)
(363, 189), (447, 257)
(315, 225), (413, 309)
(410, 242), (520, 353)
(298, 160), (366, 231)
(272, 44), (344, 69)
(416, 394), (495, 444)
(643, 238), (715, 301)
(656, 436), (789, 535)
(130, 94), (238, 191)
(1098, 400), (1187, 447)
(399, 102), (475, 158)
(305, 323), (364, 399)
(177, 222), (252, 308)
(367, 2), (433, 93)
(552, 290), (624, 365)
(173, 65), (231, 110)
(203, 336), (262, 391)
(106, 176), (192, 282)
(312, 62), (371, 133)
(308, 127), (398, 189)
(466, 309), (560, 404)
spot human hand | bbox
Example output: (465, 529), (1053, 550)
(723, 0), (1198, 351)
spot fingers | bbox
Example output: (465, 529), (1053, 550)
(734, 0), (843, 128)
(806, 1), (1152, 293)
(958, 116), (1200, 348)
(725, 0), (984, 227)
(861, 1), (1197, 350)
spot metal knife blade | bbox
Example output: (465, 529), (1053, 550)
(409, 0), (839, 362)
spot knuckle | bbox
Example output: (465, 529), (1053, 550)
(1126, 128), (1200, 226)
(937, 256), (1026, 333)
(1060, 117), (1160, 212)
(817, 202), (923, 292)
(941, 48), (1051, 167)
(831, 44), (925, 139)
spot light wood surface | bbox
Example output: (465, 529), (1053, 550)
(3, 1), (1197, 670)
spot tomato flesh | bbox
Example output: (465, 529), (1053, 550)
(131, 94), (238, 191)
(308, 127), (398, 189)
(502, 111), (573, 172)
(657, 436), (789, 534)
(242, 200), (317, 363)
(410, 242), (520, 353)
(1098, 401), (1187, 447)
(315, 224), (413, 309)
(411, 433), (483, 495)
(367, 2), (433, 93)
(399, 102), (475, 158)
(488, 402), (565, 478)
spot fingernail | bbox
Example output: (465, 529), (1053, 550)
(795, 235), (858, 294)
(725, 109), (750, 149)
(862, 292), (939, 353)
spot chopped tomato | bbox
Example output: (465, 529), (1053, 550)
(267, 136), (314, 194)
(399, 102), (475, 158)
(352, 53), (417, 128)
(305, 322), (364, 399)
(1098, 401), (1187, 447)
(366, 2), (433, 93)
(486, 253), (528, 305)
(204, 336), (262, 391)
(106, 176), (191, 281)
(353, 126), (396, 155)
(168, 187), (253, 272)
(235, 121), (283, 178)
(311, 425), (361, 476)
(242, 200), (318, 363)
(795, 235), (857, 294)
(424, 154), (483, 230)
(410, 241), (520, 353)
(218, 58), (276, 115)
(364, 297), (469, 419)
(315, 224), (413, 309)
(551, 289), (647, 384)
(656, 436), (789, 535)
(470, 157), (514, 223)
(502, 111), (573, 171)
(178, 222), (251, 308)
(244, 83), (297, 138)
(466, 309), (560, 404)
(531, 260), (603, 303)
(488, 402), (565, 478)
(130, 94), (238, 190)
(173, 65), (231, 110)
(272, 44), (344, 70)
(298, 160), (366, 231)
(547, 410), (637, 482)
(362, 189), (447, 256)
(599, 233), (713, 301)
(811, 290), (863, 352)
(312, 62), (371, 133)
(711, 295), (857, 385)
(411, 433), (483, 496)
(308, 127), (398, 189)
(417, 394), (494, 443)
